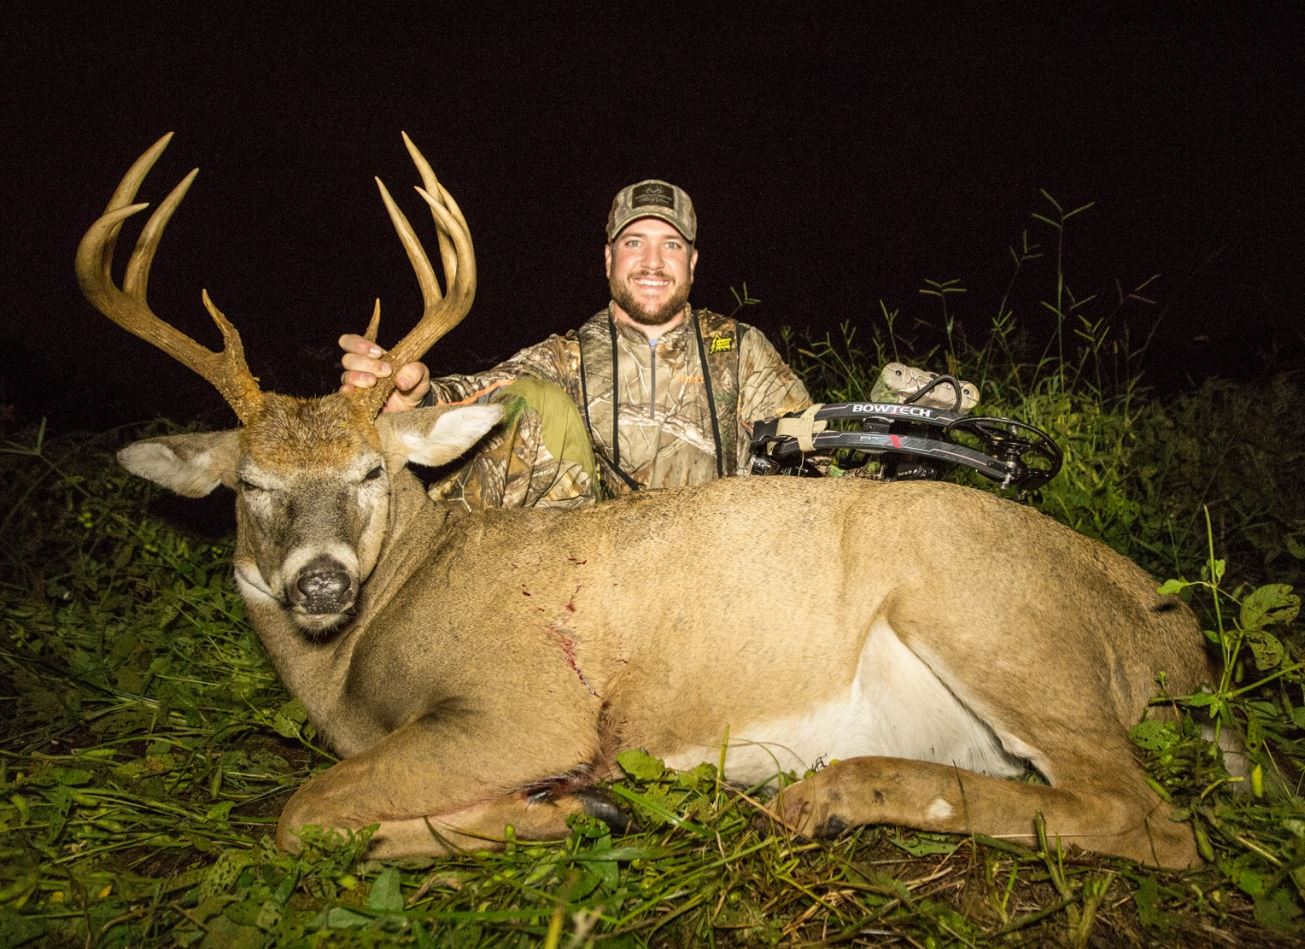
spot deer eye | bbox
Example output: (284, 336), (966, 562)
(238, 477), (263, 493)
(363, 466), (384, 482)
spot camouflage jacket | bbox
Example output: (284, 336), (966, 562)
(429, 308), (811, 495)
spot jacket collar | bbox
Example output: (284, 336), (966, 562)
(608, 304), (694, 347)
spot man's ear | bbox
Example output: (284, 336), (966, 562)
(118, 430), (242, 497)
(376, 403), (504, 468)
(604, 242), (613, 278)
(689, 246), (699, 277)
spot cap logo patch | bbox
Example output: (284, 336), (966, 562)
(631, 182), (675, 210)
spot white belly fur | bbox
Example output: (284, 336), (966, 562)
(663, 615), (1027, 785)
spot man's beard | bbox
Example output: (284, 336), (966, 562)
(610, 272), (692, 327)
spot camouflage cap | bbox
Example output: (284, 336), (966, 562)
(606, 180), (697, 243)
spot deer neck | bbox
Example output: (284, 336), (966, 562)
(354, 469), (455, 624)
(236, 468), (453, 749)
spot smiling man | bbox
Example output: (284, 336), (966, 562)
(606, 184), (697, 328)
(340, 178), (811, 509)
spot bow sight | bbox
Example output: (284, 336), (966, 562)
(749, 395), (1063, 493)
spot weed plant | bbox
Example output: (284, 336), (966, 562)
(3, 195), (1303, 944)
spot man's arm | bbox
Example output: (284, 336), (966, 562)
(734, 326), (811, 470)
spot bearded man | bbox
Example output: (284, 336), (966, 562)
(341, 179), (813, 509)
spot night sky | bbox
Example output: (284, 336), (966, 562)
(5, 6), (1302, 431)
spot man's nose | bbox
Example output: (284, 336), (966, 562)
(641, 242), (664, 267)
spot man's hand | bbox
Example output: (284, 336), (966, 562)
(339, 334), (432, 414)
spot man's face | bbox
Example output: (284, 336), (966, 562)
(605, 218), (698, 327)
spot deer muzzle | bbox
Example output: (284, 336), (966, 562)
(290, 554), (358, 618)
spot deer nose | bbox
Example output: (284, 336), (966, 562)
(293, 556), (355, 613)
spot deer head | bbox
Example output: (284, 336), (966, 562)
(76, 134), (502, 634)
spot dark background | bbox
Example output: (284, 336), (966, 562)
(4, 5), (1302, 430)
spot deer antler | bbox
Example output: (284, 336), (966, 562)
(75, 133), (265, 423)
(357, 132), (476, 416)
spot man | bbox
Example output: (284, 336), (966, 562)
(341, 179), (812, 509)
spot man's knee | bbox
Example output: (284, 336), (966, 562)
(497, 379), (597, 486)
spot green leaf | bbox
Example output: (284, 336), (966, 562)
(326, 906), (373, 929)
(1245, 628), (1286, 671)
(675, 762), (717, 790)
(54, 768), (94, 786)
(1253, 886), (1303, 932)
(1129, 719), (1178, 751)
(890, 832), (959, 857)
(43, 785), (71, 843)
(1156, 578), (1188, 596)
(616, 749), (666, 782)
(1209, 559), (1226, 583)
(201, 850), (254, 900)
(1132, 875), (1175, 930)
(367, 866), (404, 913)
(607, 783), (710, 838)
(254, 898), (283, 932)
(204, 800), (234, 826)
(1225, 857), (1269, 897)
(270, 699), (308, 739)
(0, 869), (40, 909)
(205, 915), (266, 948)
(1239, 583), (1300, 630)
(0, 909), (46, 945)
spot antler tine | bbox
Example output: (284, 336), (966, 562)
(76, 134), (264, 423)
(402, 131), (460, 288)
(363, 299), (383, 343)
(359, 134), (476, 415)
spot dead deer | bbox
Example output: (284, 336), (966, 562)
(77, 134), (1221, 868)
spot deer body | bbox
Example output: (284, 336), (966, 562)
(125, 397), (1212, 867)
(83, 135), (1218, 869)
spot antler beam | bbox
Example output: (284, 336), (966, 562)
(75, 133), (265, 423)
(77, 133), (475, 421)
(358, 132), (476, 416)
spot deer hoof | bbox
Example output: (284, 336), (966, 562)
(772, 774), (851, 840)
(577, 788), (639, 835)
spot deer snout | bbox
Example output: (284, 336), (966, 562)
(291, 555), (357, 616)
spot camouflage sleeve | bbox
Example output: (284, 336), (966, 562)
(737, 325), (811, 425)
(735, 325), (811, 466)
(428, 333), (581, 404)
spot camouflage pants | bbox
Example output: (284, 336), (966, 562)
(430, 378), (601, 511)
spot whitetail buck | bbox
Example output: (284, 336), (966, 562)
(78, 134), (1221, 868)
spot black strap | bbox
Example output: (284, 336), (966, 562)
(579, 307), (724, 491)
(578, 327), (594, 437)
(576, 310), (643, 493)
(609, 311), (622, 477)
(690, 310), (725, 477)
(579, 313), (639, 494)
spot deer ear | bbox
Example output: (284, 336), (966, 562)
(377, 404), (504, 468)
(118, 430), (242, 497)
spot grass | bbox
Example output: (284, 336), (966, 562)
(3, 194), (1304, 944)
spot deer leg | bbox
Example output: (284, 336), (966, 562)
(772, 753), (1198, 868)
(276, 712), (605, 859)
(325, 791), (619, 860)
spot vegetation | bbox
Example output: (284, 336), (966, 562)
(3, 195), (1303, 944)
